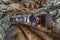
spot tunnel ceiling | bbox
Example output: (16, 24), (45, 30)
(0, 0), (60, 19)
(9, 0), (46, 14)
(0, 0), (47, 13)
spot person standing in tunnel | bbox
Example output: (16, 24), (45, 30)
(29, 13), (36, 26)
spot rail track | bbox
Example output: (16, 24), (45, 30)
(6, 23), (53, 40)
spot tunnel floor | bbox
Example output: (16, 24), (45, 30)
(5, 24), (54, 40)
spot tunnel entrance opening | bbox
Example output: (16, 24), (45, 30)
(37, 14), (52, 30)
(39, 14), (46, 27)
